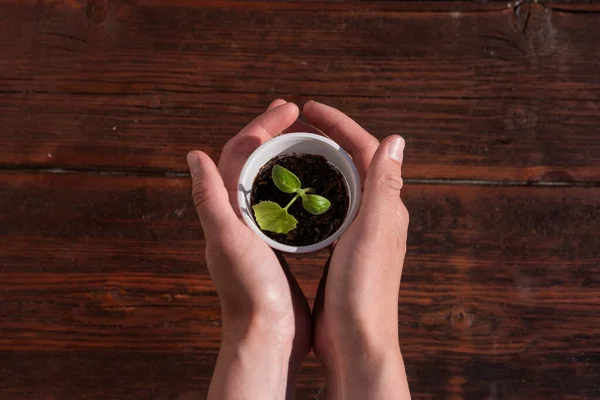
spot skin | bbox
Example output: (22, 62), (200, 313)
(187, 100), (411, 400)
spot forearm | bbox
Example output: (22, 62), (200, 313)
(208, 316), (301, 400)
(319, 314), (410, 400)
(325, 346), (411, 400)
(209, 334), (296, 400)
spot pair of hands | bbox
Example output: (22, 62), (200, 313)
(187, 100), (411, 400)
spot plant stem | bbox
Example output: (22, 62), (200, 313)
(284, 192), (301, 211)
(283, 188), (311, 211)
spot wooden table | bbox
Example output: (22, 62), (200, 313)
(1, 1), (599, 398)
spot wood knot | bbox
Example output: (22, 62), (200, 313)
(504, 104), (538, 131)
(86, 0), (110, 27)
(150, 93), (166, 109)
(450, 308), (473, 330)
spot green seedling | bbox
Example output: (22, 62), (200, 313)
(253, 165), (331, 234)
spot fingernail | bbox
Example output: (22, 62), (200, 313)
(186, 152), (201, 175)
(387, 137), (405, 163)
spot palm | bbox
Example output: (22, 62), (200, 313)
(214, 99), (312, 363)
(298, 100), (383, 367)
(223, 226), (312, 359)
(313, 224), (367, 365)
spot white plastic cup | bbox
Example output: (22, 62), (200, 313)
(238, 133), (361, 253)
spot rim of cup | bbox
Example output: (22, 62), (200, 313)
(237, 133), (361, 253)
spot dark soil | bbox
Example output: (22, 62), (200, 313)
(250, 153), (350, 246)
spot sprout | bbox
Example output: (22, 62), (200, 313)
(253, 165), (331, 234)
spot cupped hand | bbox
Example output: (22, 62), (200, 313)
(187, 100), (312, 400)
(305, 101), (411, 399)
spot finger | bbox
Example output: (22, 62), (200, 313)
(359, 135), (406, 229)
(219, 102), (299, 215)
(267, 98), (287, 110)
(233, 102), (299, 155)
(302, 100), (379, 183)
(269, 100), (322, 134)
(187, 151), (241, 242)
(269, 100), (323, 135)
(283, 117), (324, 135)
(219, 102), (300, 195)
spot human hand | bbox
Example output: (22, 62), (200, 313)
(187, 100), (312, 400)
(306, 101), (411, 399)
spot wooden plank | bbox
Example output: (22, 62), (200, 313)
(0, 1), (599, 181)
(0, 0), (513, 12)
(1, 172), (599, 398)
(0, 351), (326, 399)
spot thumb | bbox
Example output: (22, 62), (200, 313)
(360, 135), (406, 227)
(187, 151), (239, 242)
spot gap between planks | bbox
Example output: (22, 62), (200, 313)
(0, 165), (598, 188)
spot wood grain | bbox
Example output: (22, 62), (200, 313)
(1, 172), (598, 399)
(0, 1), (599, 181)
(1, 0), (599, 399)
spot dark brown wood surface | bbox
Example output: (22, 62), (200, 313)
(1, 1), (600, 181)
(1, 1), (599, 399)
(1, 173), (599, 399)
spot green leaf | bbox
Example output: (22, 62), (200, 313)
(301, 194), (331, 215)
(272, 165), (301, 194)
(252, 201), (298, 234)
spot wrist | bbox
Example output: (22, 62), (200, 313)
(210, 337), (292, 400)
(211, 323), (297, 400)
(318, 317), (408, 398)
(221, 311), (296, 355)
(326, 337), (402, 376)
(325, 347), (410, 400)
(323, 310), (401, 364)
(213, 314), (305, 400)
